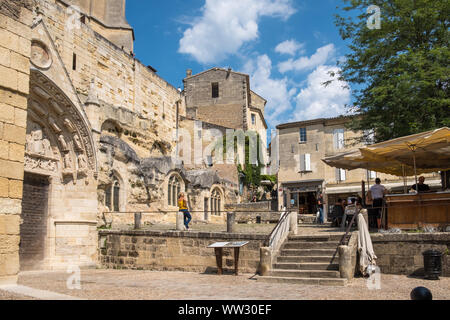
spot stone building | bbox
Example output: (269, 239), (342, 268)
(275, 116), (441, 215)
(0, 0), (267, 283)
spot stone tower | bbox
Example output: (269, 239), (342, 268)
(63, 0), (134, 51)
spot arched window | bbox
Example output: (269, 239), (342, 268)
(210, 188), (222, 216)
(105, 176), (121, 212)
(168, 174), (181, 207)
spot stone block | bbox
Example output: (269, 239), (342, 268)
(0, 103), (15, 124)
(3, 123), (25, 145)
(13, 106), (26, 128)
(0, 65), (18, 91)
(0, 214), (20, 235)
(0, 88), (27, 110)
(0, 28), (19, 52)
(8, 179), (23, 199)
(0, 46), (10, 68)
(0, 159), (24, 180)
(8, 143), (24, 162)
(0, 252), (19, 276)
(0, 140), (8, 160)
(16, 71), (29, 95)
(10, 52), (29, 74)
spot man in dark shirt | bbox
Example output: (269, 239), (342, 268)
(411, 176), (431, 192)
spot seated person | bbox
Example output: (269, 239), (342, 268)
(329, 198), (344, 227)
(411, 176), (431, 193)
(341, 198), (357, 229)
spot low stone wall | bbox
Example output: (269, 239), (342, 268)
(98, 230), (266, 274)
(226, 202), (280, 224)
(372, 233), (450, 277)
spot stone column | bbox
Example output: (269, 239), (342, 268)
(0, 4), (32, 285)
(134, 213), (142, 230)
(259, 247), (272, 276)
(289, 211), (298, 235)
(176, 211), (184, 230)
(227, 212), (235, 233)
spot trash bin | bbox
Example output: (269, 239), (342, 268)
(422, 250), (442, 280)
(256, 216), (261, 224)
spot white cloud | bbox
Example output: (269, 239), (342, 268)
(243, 54), (296, 126)
(293, 65), (350, 121)
(178, 0), (296, 64)
(278, 43), (335, 73)
(275, 39), (305, 56)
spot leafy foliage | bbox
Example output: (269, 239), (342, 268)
(333, 0), (449, 142)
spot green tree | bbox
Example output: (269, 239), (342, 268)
(333, 0), (449, 142)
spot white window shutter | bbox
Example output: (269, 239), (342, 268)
(305, 154), (311, 171)
(299, 154), (305, 171)
(340, 169), (346, 181)
(336, 168), (340, 181)
(333, 130), (338, 149)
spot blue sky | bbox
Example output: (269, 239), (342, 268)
(126, 0), (358, 131)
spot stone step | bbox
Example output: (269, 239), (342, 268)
(283, 241), (340, 249)
(269, 269), (341, 279)
(280, 248), (337, 256)
(288, 234), (345, 242)
(274, 262), (339, 271)
(277, 255), (338, 263)
(256, 276), (347, 287)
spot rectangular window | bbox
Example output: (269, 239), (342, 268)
(251, 114), (256, 125)
(336, 168), (346, 181)
(299, 128), (307, 143)
(333, 128), (345, 150)
(368, 170), (377, 180)
(299, 153), (311, 172)
(72, 53), (77, 71)
(212, 82), (219, 98)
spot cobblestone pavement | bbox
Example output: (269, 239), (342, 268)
(0, 269), (447, 300)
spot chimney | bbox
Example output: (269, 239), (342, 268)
(186, 69), (192, 77)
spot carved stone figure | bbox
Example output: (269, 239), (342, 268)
(77, 153), (88, 171)
(64, 118), (76, 133)
(58, 134), (69, 152)
(63, 152), (73, 170)
(73, 134), (83, 151)
(26, 122), (53, 157)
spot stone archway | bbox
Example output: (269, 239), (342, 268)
(20, 70), (98, 270)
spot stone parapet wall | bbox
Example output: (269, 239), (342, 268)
(98, 230), (266, 274)
(226, 202), (280, 223)
(372, 233), (450, 277)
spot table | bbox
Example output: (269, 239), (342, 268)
(207, 241), (249, 276)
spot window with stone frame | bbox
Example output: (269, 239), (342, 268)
(105, 177), (121, 212)
(210, 188), (222, 216)
(168, 174), (182, 207)
(212, 82), (219, 98)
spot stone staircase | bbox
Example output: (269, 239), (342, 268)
(258, 234), (348, 286)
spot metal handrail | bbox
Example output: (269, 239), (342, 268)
(265, 209), (290, 247)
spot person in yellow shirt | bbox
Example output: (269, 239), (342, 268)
(178, 192), (191, 230)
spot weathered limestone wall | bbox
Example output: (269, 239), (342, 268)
(372, 233), (450, 277)
(226, 202), (280, 223)
(184, 69), (248, 130)
(0, 0), (32, 284)
(98, 230), (266, 274)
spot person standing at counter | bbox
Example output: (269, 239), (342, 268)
(411, 176), (431, 193)
(369, 178), (386, 229)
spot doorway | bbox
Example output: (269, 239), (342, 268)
(19, 173), (49, 271)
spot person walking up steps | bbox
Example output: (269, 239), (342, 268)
(178, 192), (191, 230)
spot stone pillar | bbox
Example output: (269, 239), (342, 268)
(0, 3), (32, 285)
(227, 212), (235, 233)
(339, 245), (354, 280)
(176, 211), (185, 230)
(259, 247), (272, 276)
(289, 211), (298, 235)
(134, 213), (142, 230)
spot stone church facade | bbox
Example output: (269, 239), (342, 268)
(0, 0), (267, 283)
